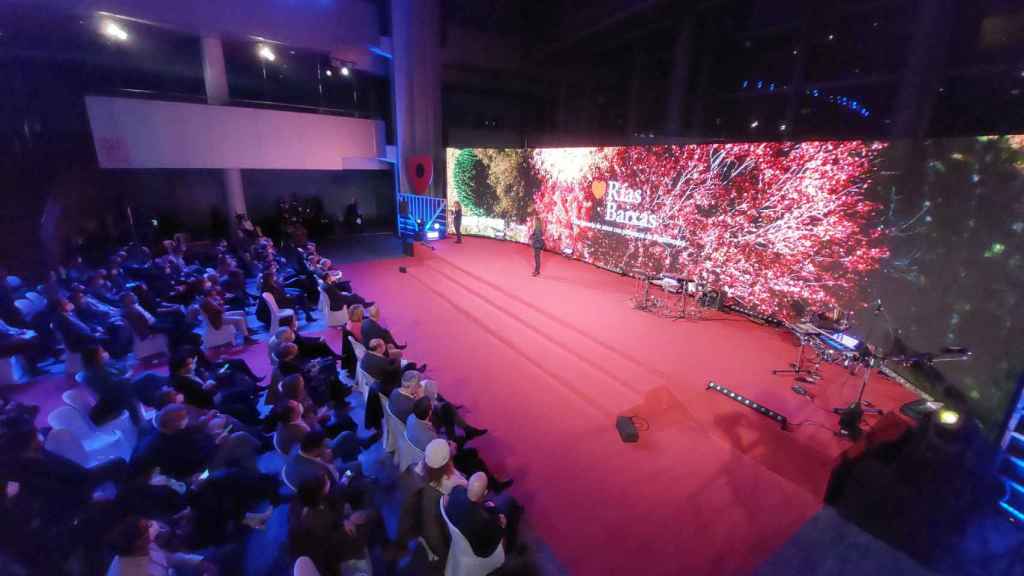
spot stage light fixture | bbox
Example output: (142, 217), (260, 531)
(325, 69), (333, 77)
(706, 381), (788, 429)
(257, 44), (276, 62)
(936, 408), (960, 427)
(101, 19), (128, 42)
(341, 65), (351, 76)
(432, 223), (439, 230)
(750, 120), (759, 128)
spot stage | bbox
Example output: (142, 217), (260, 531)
(339, 236), (920, 575)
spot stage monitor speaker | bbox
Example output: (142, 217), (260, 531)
(616, 416), (639, 443)
(402, 240), (415, 257)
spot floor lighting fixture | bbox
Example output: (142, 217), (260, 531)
(706, 381), (788, 429)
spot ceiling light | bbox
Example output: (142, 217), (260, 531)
(341, 65), (350, 76)
(101, 20), (128, 42)
(257, 44), (276, 62)
(325, 69), (333, 77)
(937, 408), (960, 427)
(750, 120), (759, 128)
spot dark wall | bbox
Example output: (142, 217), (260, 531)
(242, 169), (396, 230)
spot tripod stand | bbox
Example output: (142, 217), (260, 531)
(772, 336), (819, 381)
(833, 357), (883, 440)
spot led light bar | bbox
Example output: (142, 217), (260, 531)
(706, 381), (788, 429)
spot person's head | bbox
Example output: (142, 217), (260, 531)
(412, 396), (432, 422)
(56, 297), (74, 314)
(204, 272), (219, 286)
(228, 268), (244, 283)
(454, 201), (461, 210)
(299, 429), (330, 461)
(368, 304), (381, 322)
(107, 516), (154, 557)
(260, 271), (276, 287)
(68, 290), (85, 307)
(534, 216), (543, 229)
(276, 342), (299, 363)
(368, 338), (386, 355)
(467, 472), (488, 502)
(274, 327), (295, 343)
(81, 345), (109, 370)
(153, 387), (184, 409)
(279, 374), (305, 400)
(155, 404), (189, 434)
(169, 352), (197, 376)
(401, 370), (422, 394)
(348, 304), (364, 323)
(119, 291), (138, 308)
(424, 438), (452, 485)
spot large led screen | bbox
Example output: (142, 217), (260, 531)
(446, 138), (1024, 434)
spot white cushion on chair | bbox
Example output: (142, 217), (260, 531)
(440, 497), (506, 576)
(46, 406), (129, 466)
(383, 397), (404, 463)
(200, 311), (236, 349)
(133, 333), (169, 361)
(293, 556), (321, 576)
(349, 336), (366, 361)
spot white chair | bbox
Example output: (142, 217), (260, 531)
(356, 367), (375, 400)
(200, 310), (237, 349)
(349, 336), (367, 361)
(46, 406), (127, 466)
(294, 556), (321, 576)
(341, 554), (372, 576)
(24, 291), (46, 310)
(383, 397), (405, 463)
(62, 388), (138, 449)
(398, 429), (425, 473)
(317, 282), (348, 328)
(132, 332), (169, 362)
(440, 498), (506, 576)
(262, 292), (296, 334)
(13, 299), (35, 321)
(0, 356), (27, 385)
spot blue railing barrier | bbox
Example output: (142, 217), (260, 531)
(397, 193), (447, 240)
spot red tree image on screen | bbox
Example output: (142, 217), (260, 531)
(530, 142), (890, 317)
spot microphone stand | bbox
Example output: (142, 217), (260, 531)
(833, 299), (887, 440)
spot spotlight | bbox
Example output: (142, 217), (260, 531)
(779, 123), (788, 132)
(936, 408), (960, 427)
(257, 44), (276, 62)
(432, 222), (439, 230)
(101, 19), (128, 42)
(750, 120), (759, 128)
(325, 69), (333, 77)
(341, 65), (350, 76)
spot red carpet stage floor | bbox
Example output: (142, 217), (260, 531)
(343, 238), (920, 575)
(6, 237), (921, 576)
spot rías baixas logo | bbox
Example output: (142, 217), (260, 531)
(591, 180), (659, 228)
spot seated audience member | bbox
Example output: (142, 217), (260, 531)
(274, 373), (354, 438)
(321, 273), (372, 312)
(288, 474), (376, 576)
(360, 338), (424, 396)
(169, 352), (259, 425)
(85, 272), (119, 306)
(0, 319), (46, 375)
(220, 268), (250, 310)
(53, 296), (108, 353)
(360, 304), (404, 349)
(444, 472), (522, 558)
(120, 292), (197, 351)
(200, 285), (255, 342)
(345, 304), (365, 343)
(269, 326), (339, 365)
(259, 271), (314, 324)
(184, 467), (278, 550)
(273, 400), (309, 455)
(282, 431), (368, 506)
(396, 439), (456, 563)
(407, 397), (511, 493)
(80, 346), (142, 425)
(388, 370), (423, 423)
(132, 404), (260, 481)
(105, 516), (215, 576)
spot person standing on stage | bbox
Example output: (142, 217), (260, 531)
(530, 217), (545, 277)
(452, 201), (463, 244)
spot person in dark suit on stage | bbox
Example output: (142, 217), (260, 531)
(530, 217), (545, 277)
(452, 201), (463, 243)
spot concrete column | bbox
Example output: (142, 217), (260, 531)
(201, 36), (248, 228)
(201, 37), (230, 106)
(391, 0), (443, 196)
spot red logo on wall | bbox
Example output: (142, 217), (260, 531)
(405, 155), (433, 194)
